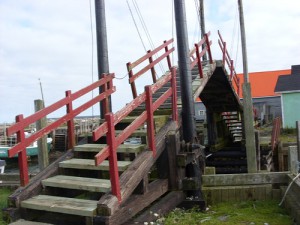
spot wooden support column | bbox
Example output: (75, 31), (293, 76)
(34, 99), (49, 171)
(166, 130), (181, 190)
(288, 146), (298, 175)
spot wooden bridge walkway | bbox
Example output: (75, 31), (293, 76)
(4, 31), (244, 225)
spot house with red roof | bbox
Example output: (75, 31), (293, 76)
(237, 69), (291, 124)
(195, 68), (291, 124)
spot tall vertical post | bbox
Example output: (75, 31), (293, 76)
(34, 99), (49, 171)
(174, 0), (196, 143)
(238, 0), (257, 173)
(199, 0), (207, 61)
(95, 0), (111, 118)
(296, 121), (300, 172)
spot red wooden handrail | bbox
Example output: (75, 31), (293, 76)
(189, 31), (213, 79)
(6, 74), (115, 186)
(93, 67), (178, 202)
(127, 39), (175, 99)
(218, 30), (240, 96)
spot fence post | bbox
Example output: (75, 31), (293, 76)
(296, 121), (300, 172)
(230, 59), (234, 79)
(34, 99), (49, 170)
(105, 113), (121, 202)
(15, 115), (29, 186)
(65, 90), (75, 149)
(171, 67), (178, 122)
(195, 44), (204, 79)
(145, 86), (156, 156)
(148, 50), (157, 83)
(205, 33), (213, 64)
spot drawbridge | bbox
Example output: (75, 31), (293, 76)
(4, 30), (247, 225)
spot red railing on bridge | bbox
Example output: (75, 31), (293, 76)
(190, 31), (213, 79)
(127, 39), (174, 99)
(93, 67), (178, 202)
(218, 30), (240, 96)
(6, 74), (115, 186)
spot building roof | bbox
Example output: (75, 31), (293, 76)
(275, 65), (300, 93)
(237, 69), (291, 98)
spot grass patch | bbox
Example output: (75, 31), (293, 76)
(0, 188), (13, 225)
(162, 200), (292, 225)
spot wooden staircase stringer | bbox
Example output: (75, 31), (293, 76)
(96, 120), (178, 217)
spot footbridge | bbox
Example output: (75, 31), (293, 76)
(4, 30), (246, 225)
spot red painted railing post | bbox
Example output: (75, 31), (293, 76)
(230, 59), (234, 79)
(205, 33), (213, 64)
(148, 50), (157, 83)
(164, 40), (172, 70)
(145, 85), (156, 156)
(195, 43), (204, 79)
(222, 42), (227, 66)
(15, 115), (29, 186)
(171, 67), (178, 122)
(65, 90), (75, 149)
(127, 62), (138, 99)
(102, 75), (109, 115)
(105, 113), (121, 202)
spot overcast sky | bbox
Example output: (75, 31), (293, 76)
(1, 0), (300, 123)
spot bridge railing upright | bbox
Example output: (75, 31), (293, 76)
(127, 39), (174, 99)
(6, 74), (115, 186)
(190, 31), (213, 79)
(218, 30), (240, 96)
(93, 39), (178, 202)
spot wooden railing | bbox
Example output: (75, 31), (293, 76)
(127, 39), (174, 99)
(6, 74), (115, 186)
(93, 67), (178, 202)
(218, 30), (240, 96)
(189, 31), (213, 78)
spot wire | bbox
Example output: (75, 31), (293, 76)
(279, 172), (300, 206)
(115, 73), (128, 80)
(132, 0), (165, 77)
(126, 0), (147, 52)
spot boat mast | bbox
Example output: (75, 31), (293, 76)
(174, 0), (196, 143)
(238, 0), (257, 173)
(199, 0), (207, 61)
(95, 0), (111, 118)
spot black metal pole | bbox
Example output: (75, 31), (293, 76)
(199, 0), (207, 61)
(95, 0), (111, 118)
(174, 0), (196, 143)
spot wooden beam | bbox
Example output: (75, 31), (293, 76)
(202, 172), (289, 187)
(94, 179), (169, 225)
(97, 121), (178, 216)
(127, 191), (185, 224)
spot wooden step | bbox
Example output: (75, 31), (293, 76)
(74, 144), (145, 153)
(21, 195), (97, 217)
(9, 220), (54, 225)
(59, 158), (130, 171)
(42, 175), (111, 192)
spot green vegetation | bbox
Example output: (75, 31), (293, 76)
(0, 188), (13, 225)
(162, 200), (292, 225)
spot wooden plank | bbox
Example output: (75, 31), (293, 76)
(129, 191), (184, 224)
(74, 144), (145, 153)
(97, 121), (178, 216)
(202, 172), (289, 187)
(42, 175), (111, 192)
(96, 179), (170, 225)
(59, 159), (130, 171)
(9, 219), (54, 225)
(21, 195), (98, 217)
